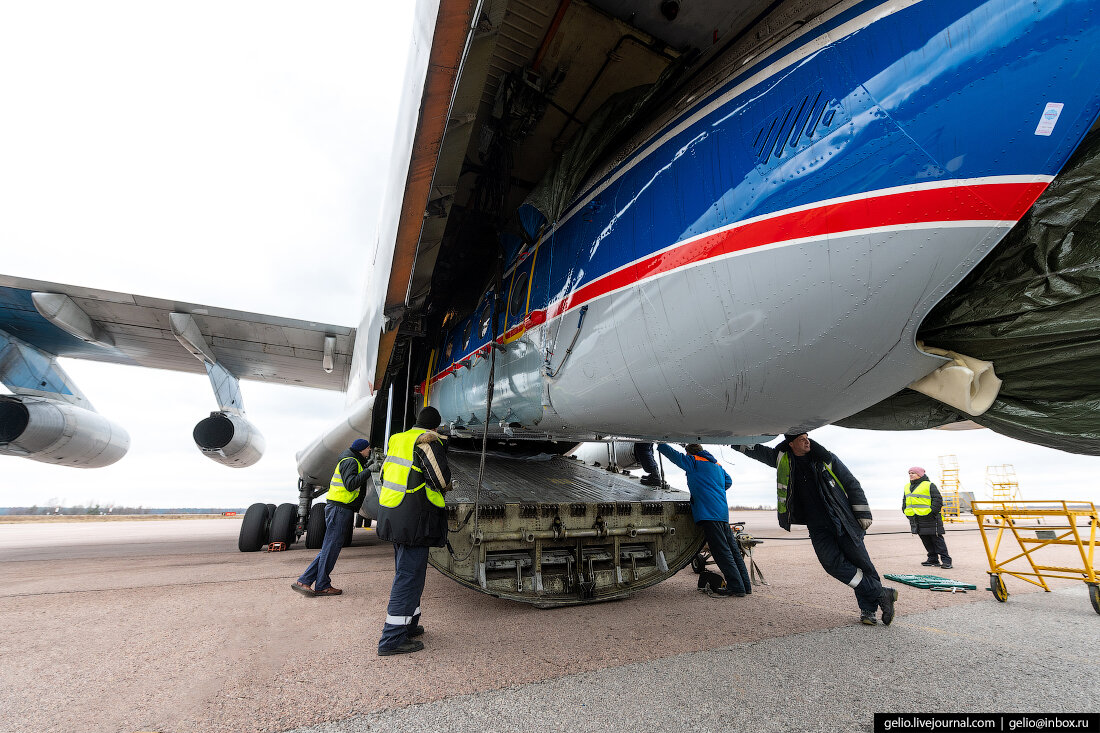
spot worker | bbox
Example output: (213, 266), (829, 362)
(904, 467), (952, 569)
(291, 438), (374, 597)
(733, 432), (898, 625)
(633, 442), (664, 488)
(657, 443), (750, 596)
(376, 406), (452, 656)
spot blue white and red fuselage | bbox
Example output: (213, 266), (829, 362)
(424, 0), (1100, 442)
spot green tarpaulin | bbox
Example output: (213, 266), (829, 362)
(839, 128), (1100, 456)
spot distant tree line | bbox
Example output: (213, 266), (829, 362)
(0, 505), (244, 515)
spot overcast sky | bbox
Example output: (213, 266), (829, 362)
(2, 2), (1098, 511)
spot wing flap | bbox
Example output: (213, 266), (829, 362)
(0, 274), (355, 391)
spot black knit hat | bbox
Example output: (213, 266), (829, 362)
(414, 406), (442, 430)
(782, 432), (808, 448)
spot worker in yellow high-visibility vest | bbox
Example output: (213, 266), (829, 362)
(733, 431), (898, 626)
(292, 438), (375, 597)
(904, 467), (952, 569)
(375, 406), (452, 656)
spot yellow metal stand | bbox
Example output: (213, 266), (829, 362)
(971, 500), (1100, 615)
(986, 464), (1022, 505)
(938, 455), (967, 522)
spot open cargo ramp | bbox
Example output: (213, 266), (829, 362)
(430, 451), (703, 607)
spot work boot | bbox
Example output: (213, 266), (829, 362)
(378, 639), (424, 656)
(939, 561), (953, 570)
(640, 474), (661, 487)
(408, 625), (425, 637)
(921, 559), (940, 567)
(860, 613), (878, 626)
(879, 587), (899, 626)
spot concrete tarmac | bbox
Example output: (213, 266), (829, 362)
(1, 512), (1096, 733)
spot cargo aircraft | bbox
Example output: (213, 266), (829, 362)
(3, 0), (1100, 605)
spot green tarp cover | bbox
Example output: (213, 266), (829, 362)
(838, 129), (1100, 455)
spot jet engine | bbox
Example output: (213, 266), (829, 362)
(0, 396), (130, 468)
(192, 412), (265, 467)
(568, 441), (641, 471)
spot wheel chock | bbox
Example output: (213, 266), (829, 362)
(267, 542), (287, 552)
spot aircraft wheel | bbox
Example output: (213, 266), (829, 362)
(305, 503), (326, 549)
(1088, 583), (1100, 615)
(238, 503), (269, 552)
(269, 503), (297, 546)
(990, 573), (1009, 602)
(691, 553), (707, 574)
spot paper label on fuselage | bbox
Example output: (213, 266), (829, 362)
(1034, 102), (1064, 136)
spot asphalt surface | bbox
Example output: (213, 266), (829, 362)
(284, 584), (1100, 733)
(1, 513), (1096, 733)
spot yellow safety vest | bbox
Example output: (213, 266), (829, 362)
(903, 480), (933, 516)
(380, 428), (446, 509)
(327, 455), (363, 504)
(776, 452), (845, 514)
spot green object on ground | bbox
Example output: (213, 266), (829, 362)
(884, 573), (977, 590)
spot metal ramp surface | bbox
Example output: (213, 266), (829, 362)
(445, 451), (681, 504)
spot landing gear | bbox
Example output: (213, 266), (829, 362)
(305, 503), (326, 549)
(239, 502), (271, 552)
(269, 503), (298, 547)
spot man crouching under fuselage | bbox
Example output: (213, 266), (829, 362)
(733, 432), (898, 626)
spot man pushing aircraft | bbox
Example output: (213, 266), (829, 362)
(732, 432), (898, 626)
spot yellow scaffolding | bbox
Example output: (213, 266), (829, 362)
(986, 464), (1022, 505)
(971, 500), (1099, 615)
(937, 455), (966, 522)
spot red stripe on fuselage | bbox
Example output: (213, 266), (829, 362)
(431, 180), (1047, 383)
(547, 180), (1047, 319)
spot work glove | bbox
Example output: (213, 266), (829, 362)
(858, 517), (873, 530)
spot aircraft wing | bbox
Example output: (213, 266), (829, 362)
(0, 273), (354, 391)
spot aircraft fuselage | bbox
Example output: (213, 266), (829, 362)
(424, 0), (1100, 443)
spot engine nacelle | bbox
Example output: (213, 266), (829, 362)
(0, 396), (130, 468)
(568, 441), (641, 471)
(192, 412), (265, 467)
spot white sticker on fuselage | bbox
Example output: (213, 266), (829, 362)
(1034, 102), (1064, 136)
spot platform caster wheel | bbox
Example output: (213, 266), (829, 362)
(269, 503), (298, 546)
(305, 503), (326, 549)
(691, 553), (708, 574)
(989, 573), (1009, 602)
(238, 503), (269, 552)
(1088, 583), (1100, 615)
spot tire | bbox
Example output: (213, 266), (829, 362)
(1088, 583), (1100, 615)
(239, 503), (269, 552)
(691, 553), (707, 574)
(305, 503), (326, 549)
(990, 573), (1009, 602)
(344, 519), (354, 548)
(269, 503), (297, 546)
